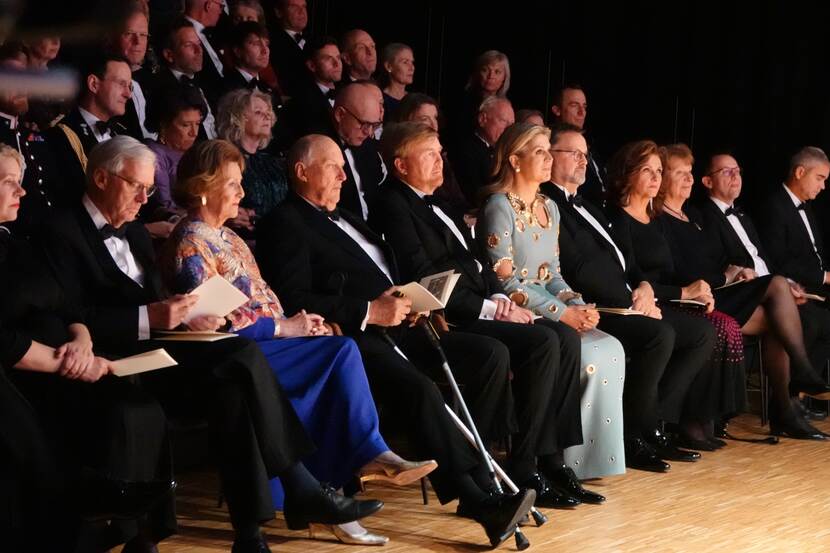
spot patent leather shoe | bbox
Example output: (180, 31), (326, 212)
(518, 472), (580, 509)
(459, 488), (536, 548)
(624, 438), (670, 473)
(231, 534), (271, 553)
(646, 430), (700, 462)
(545, 466), (605, 504)
(80, 478), (176, 521)
(283, 484), (383, 530)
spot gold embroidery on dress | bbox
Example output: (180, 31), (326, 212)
(509, 290), (529, 306)
(487, 233), (500, 248)
(492, 257), (513, 279)
(537, 262), (551, 281)
(506, 192), (553, 230)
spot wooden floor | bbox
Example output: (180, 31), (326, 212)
(152, 414), (830, 553)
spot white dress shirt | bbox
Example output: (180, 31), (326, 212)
(710, 197), (770, 276)
(82, 195), (150, 339)
(78, 107), (110, 143)
(285, 29), (306, 50)
(185, 16), (224, 77)
(404, 183), (507, 319)
(783, 183), (824, 279)
(170, 68), (217, 139)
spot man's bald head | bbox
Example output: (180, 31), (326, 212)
(340, 29), (376, 80)
(288, 134), (347, 210)
(333, 82), (383, 147)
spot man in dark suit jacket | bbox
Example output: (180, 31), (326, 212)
(219, 21), (276, 99)
(698, 152), (830, 397)
(550, 85), (607, 209)
(279, 36), (341, 149)
(450, 96), (514, 205)
(47, 54), (133, 197)
(325, 81), (385, 220)
(39, 136), (380, 552)
(256, 134), (536, 548)
(268, 0), (311, 98)
(542, 126), (713, 472)
(757, 147), (830, 294)
(184, 0), (226, 105)
(370, 123), (611, 507)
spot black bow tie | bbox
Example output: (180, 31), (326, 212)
(94, 120), (114, 136)
(797, 202), (807, 211)
(100, 223), (128, 240)
(724, 205), (742, 217)
(568, 193), (584, 207)
(324, 88), (336, 100)
(323, 207), (340, 221)
(423, 195), (439, 207)
(247, 77), (262, 90)
(293, 32), (304, 44)
(179, 74), (195, 85)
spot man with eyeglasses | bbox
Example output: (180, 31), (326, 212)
(47, 54), (133, 198)
(108, 5), (157, 141)
(698, 150), (830, 417)
(450, 96), (514, 205)
(328, 81), (386, 220)
(550, 84), (608, 209)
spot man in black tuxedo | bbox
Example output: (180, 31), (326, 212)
(156, 17), (217, 138)
(39, 136), (382, 553)
(339, 29), (377, 84)
(450, 96), (514, 205)
(757, 147), (830, 295)
(550, 85), (607, 209)
(47, 54), (133, 196)
(268, 0), (310, 98)
(107, 6), (157, 140)
(280, 36), (341, 147)
(371, 122), (610, 507)
(256, 134), (536, 547)
(699, 152), (830, 396)
(220, 21), (275, 98)
(327, 81), (386, 220)
(184, 0), (226, 102)
(541, 126), (713, 472)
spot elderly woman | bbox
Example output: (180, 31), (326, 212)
(217, 88), (289, 232)
(0, 144), (174, 551)
(143, 84), (206, 226)
(477, 123), (625, 486)
(616, 141), (826, 440)
(379, 42), (414, 123)
(452, 49), (510, 139)
(160, 139), (436, 546)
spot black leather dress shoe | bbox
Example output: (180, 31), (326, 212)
(625, 438), (670, 473)
(790, 377), (830, 400)
(283, 484), (383, 530)
(461, 488), (536, 548)
(675, 435), (718, 452)
(80, 478), (176, 521)
(646, 430), (700, 462)
(770, 415), (828, 441)
(518, 473), (580, 509)
(231, 534), (271, 553)
(545, 466), (605, 504)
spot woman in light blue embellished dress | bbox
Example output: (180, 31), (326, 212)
(478, 123), (626, 480)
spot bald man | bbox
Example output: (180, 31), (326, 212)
(340, 29), (377, 83)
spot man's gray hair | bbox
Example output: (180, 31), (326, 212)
(789, 146), (830, 176)
(478, 95), (511, 115)
(286, 134), (333, 184)
(86, 135), (156, 186)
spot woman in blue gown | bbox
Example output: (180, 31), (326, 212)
(160, 139), (437, 545)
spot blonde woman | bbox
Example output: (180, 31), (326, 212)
(477, 122), (626, 485)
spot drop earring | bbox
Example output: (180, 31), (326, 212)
(201, 195), (207, 206)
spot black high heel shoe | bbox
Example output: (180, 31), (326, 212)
(769, 414), (827, 441)
(283, 484), (383, 530)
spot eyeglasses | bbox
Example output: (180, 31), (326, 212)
(708, 166), (742, 179)
(103, 77), (133, 93)
(109, 171), (156, 197)
(341, 106), (383, 133)
(122, 30), (150, 42)
(550, 149), (588, 162)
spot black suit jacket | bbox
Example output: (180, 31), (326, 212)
(758, 185), (827, 288)
(45, 108), (114, 199)
(369, 177), (504, 325)
(449, 133), (493, 205)
(280, 80), (335, 146)
(195, 28), (226, 107)
(112, 67), (156, 140)
(542, 183), (644, 307)
(697, 197), (772, 272)
(256, 192), (398, 333)
(581, 150), (607, 210)
(336, 138), (385, 220)
(220, 68), (274, 97)
(39, 205), (161, 353)
(268, 28), (310, 99)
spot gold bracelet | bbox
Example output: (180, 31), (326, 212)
(274, 320), (281, 337)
